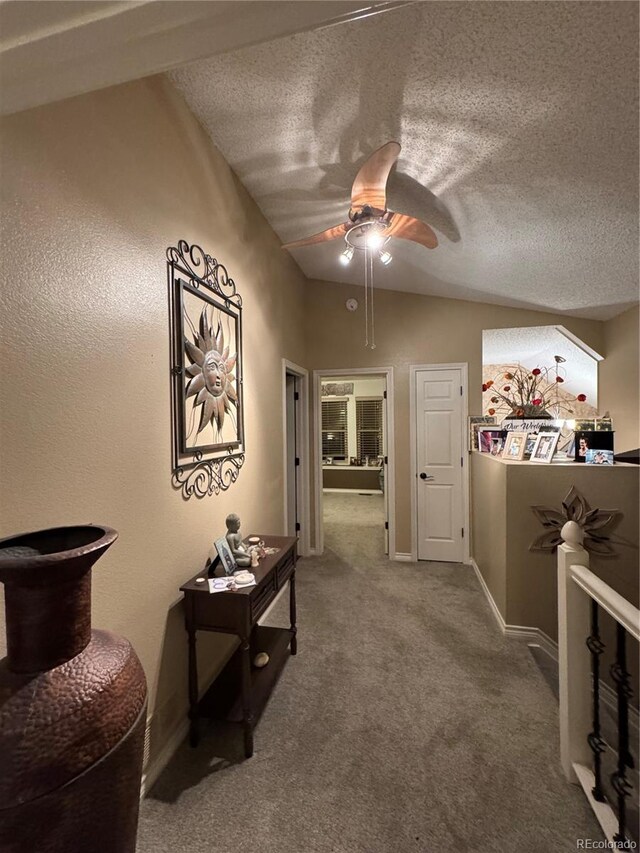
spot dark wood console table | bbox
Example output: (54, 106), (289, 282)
(180, 535), (297, 758)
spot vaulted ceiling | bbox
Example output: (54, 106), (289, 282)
(169, 1), (639, 320)
(2, 1), (637, 320)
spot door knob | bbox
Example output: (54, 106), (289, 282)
(419, 473), (434, 480)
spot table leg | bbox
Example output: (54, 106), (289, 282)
(241, 638), (254, 758)
(187, 625), (199, 748)
(289, 571), (298, 656)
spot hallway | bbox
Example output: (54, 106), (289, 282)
(138, 493), (601, 852)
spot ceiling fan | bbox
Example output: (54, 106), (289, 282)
(281, 141), (438, 266)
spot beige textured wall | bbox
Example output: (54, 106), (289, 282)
(504, 462), (639, 637)
(305, 278), (605, 553)
(0, 77), (308, 768)
(471, 454), (639, 691)
(600, 305), (639, 452)
(472, 455), (639, 630)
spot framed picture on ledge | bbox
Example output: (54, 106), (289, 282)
(585, 449), (614, 465)
(530, 432), (560, 464)
(502, 431), (528, 461)
(478, 429), (505, 453)
(574, 430), (614, 463)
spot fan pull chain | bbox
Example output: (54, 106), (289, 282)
(369, 247), (376, 350)
(364, 244), (369, 348)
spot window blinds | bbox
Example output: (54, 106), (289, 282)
(356, 398), (383, 461)
(322, 399), (348, 459)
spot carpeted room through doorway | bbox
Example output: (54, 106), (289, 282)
(137, 492), (601, 853)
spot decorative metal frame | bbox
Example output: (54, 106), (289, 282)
(167, 240), (245, 498)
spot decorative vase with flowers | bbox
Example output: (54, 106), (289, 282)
(482, 355), (587, 420)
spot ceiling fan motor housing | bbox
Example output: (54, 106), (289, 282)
(345, 213), (391, 251)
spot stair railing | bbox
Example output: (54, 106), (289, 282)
(558, 520), (639, 845)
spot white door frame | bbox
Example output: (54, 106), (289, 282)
(409, 362), (470, 564)
(313, 366), (396, 559)
(282, 359), (310, 557)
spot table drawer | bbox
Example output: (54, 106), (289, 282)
(251, 575), (276, 622)
(277, 554), (295, 587)
(192, 592), (248, 633)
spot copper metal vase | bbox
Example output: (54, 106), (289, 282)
(0, 525), (147, 853)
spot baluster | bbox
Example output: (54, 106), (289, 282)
(610, 622), (634, 844)
(586, 599), (606, 801)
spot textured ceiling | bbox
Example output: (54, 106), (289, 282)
(169, 1), (639, 320)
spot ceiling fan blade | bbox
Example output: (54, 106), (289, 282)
(385, 212), (438, 249)
(351, 141), (401, 211)
(282, 223), (348, 250)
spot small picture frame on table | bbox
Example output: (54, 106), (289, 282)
(575, 430), (614, 463)
(214, 537), (237, 576)
(585, 449), (614, 465)
(478, 429), (505, 453)
(502, 431), (528, 461)
(469, 416), (497, 450)
(530, 432), (560, 463)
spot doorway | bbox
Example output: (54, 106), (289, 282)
(410, 363), (469, 563)
(313, 367), (396, 559)
(282, 360), (310, 556)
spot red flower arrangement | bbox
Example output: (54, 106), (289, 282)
(483, 355), (586, 419)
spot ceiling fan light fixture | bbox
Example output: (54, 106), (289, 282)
(379, 249), (392, 265)
(340, 245), (354, 265)
(366, 228), (385, 250)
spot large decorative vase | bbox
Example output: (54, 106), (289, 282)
(0, 525), (147, 853)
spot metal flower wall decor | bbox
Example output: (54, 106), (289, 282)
(530, 486), (623, 556)
(167, 240), (245, 499)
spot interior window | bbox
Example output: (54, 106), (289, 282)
(356, 397), (383, 462)
(322, 399), (348, 460)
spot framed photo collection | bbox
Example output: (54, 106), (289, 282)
(470, 414), (615, 465)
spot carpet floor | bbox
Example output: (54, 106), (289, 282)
(137, 492), (602, 852)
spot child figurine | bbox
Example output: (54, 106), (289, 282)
(225, 513), (251, 567)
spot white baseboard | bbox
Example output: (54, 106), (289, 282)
(517, 628), (558, 661)
(470, 557), (556, 654)
(307, 547), (319, 557)
(392, 552), (413, 562)
(140, 717), (189, 799)
(470, 558), (507, 632)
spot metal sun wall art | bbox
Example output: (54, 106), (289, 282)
(168, 240), (245, 498)
(530, 486), (623, 556)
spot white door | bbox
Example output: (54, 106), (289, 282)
(415, 367), (465, 562)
